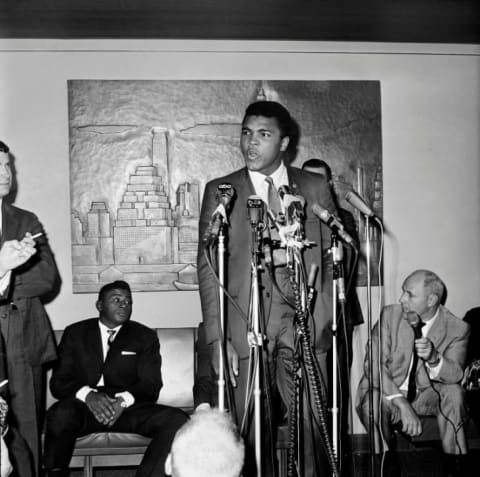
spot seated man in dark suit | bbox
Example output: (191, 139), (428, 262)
(44, 280), (188, 477)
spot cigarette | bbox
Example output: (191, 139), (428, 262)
(31, 233), (43, 240)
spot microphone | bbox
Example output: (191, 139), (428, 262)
(311, 204), (355, 246)
(406, 311), (424, 340)
(345, 191), (374, 217)
(307, 263), (318, 311)
(203, 183), (235, 245)
(278, 185), (305, 223)
(246, 195), (265, 227)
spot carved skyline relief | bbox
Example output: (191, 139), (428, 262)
(68, 80), (383, 292)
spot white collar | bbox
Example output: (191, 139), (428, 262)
(248, 163), (288, 202)
(98, 320), (122, 335)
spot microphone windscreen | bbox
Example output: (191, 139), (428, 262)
(311, 203), (327, 220)
(345, 191), (374, 217)
(406, 311), (421, 328)
(246, 195), (264, 225)
(307, 264), (319, 288)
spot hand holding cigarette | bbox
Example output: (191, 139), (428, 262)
(0, 233), (40, 277)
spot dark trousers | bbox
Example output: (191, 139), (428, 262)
(44, 398), (188, 477)
(231, 267), (330, 477)
(1, 313), (43, 477)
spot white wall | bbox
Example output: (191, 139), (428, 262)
(0, 40), (479, 331)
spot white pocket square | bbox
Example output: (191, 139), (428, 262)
(121, 351), (136, 355)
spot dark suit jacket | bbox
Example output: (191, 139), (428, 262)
(0, 201), (59, 366)
(197, 165), (337, 358)
(463, 307), (480, 365)
(50, 318), (162, 403)
(357, 303), (470, 404)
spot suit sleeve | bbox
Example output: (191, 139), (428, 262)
(315, 175), (338, 252)
(124, 330), (163, 402)
(364, 306), (404, 397)
(197, 180), (222, 345)
(435, 321), (470, 384)
(50, 326), (87, 399)
(11, 214), (60, 300)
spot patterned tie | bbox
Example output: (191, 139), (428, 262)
(407, 321), (425, 402)
(107, 329), (116, 347)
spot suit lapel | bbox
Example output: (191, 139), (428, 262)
(425, 307), (446, 347)
(286, 166), (301, 196)
(241, 167), (256, 198)
(2, 202), (20, 243)
(89, 321), (103, 364)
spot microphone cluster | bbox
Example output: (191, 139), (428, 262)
(204, 183), (377, 252)
(203, 183), (235, 246)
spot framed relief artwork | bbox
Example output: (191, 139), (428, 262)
(69, 80), (382, 292)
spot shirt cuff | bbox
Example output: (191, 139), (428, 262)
(115, 391), (135, 408)
(385, 393), (403, 401)
(425, 356), (443, 378)
(0, 271), (11, 294)
(76, 386), (97, 402)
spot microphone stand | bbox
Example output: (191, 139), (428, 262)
(330, 232), (346, 462)
(249, 220), (264, 477)
(217, 228), (226, 412)
(363, 215), (376, 477)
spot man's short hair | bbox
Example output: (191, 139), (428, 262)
(98, 280), (131, 302)
(409, 269), (447, 304)
(169, 408), (244, 477)
(0, 141), (10, 154)
(242, 100), (292, 138)
(302, 158), (332, 181)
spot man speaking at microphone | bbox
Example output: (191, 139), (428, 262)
(356, 269), (470, 476)
(197, 100), (337, 476)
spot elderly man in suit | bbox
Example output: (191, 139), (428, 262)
(197, 101), (337, 476)
(43, 280), (188, 477)
(165, 408), (244, 477)
(356, 269), (470, 476)
(0, 140), (60, 477)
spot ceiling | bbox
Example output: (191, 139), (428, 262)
(0, 0), (479, 43)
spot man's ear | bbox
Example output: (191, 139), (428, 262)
(165, 453), (172, 476)
(280, 136), (290, 152)
(95, 300), (102, 313)
(428, 293), (439, 308)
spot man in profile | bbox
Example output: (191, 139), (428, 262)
(356, 269), (469, 476)
(44, 280), (188, 477)
(165, 408), (244, 477)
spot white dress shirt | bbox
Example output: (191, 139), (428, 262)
(75, 322), (134, 407)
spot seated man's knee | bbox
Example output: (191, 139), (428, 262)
(438, 384), (465, 406)
(148, 406), (188, 433)
(46, 399), (83, 433)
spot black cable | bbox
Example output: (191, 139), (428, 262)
(286, 249), (339, 477)
(426, 372), (465, 454)
(203, 245), (250, 327)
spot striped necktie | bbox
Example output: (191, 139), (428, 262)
(107, 329), (116, 347)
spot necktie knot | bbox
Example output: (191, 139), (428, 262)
(107, 329), (116, 346)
